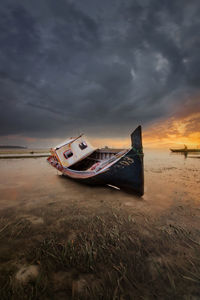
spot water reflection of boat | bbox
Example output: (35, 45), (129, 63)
(47, 126), (144, 196)
(188, 155), (200, 159)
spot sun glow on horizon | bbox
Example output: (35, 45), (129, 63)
(91, 108), (200, 149)
(143, 111), (200, 149)
(91, 137), (130, 149)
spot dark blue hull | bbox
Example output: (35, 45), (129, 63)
(48, 126), (144, 196)
(75, 147), (144, 195)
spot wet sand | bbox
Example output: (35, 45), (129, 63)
(0, 149), (199, 214)
(0, 150), (200, 299)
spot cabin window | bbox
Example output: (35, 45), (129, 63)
(63, 150), (73, 159)
(79, 141), (87, 150)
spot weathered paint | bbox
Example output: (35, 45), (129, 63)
(55, 135), (97, 167)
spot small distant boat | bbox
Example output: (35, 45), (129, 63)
(170, 148), (200, 153)
(47, 126), (144, 196)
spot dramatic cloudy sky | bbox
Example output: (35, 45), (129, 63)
(0, 0), (200, 147)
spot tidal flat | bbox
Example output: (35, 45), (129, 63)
(0, 150), (200, 299)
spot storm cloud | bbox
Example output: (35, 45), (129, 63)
(0, 0), (200, 141)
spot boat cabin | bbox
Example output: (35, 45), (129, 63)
(53, 135), (97, 168)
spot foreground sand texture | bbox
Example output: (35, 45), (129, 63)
(0, 151), (200, 299)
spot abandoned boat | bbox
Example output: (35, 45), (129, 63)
(47, 126), (144, 196)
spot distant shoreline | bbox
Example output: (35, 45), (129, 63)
(0, 148), (50, 155)
(0, 145), (27, 149)
(0, 154), (49, 159)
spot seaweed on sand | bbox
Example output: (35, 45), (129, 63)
(0, 209), (200, 299)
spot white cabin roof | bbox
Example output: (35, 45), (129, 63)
(55, 134), (83, 149)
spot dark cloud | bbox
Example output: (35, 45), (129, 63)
(0, 0), (200, 141)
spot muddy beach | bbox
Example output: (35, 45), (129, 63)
(0, 150), (200, 299)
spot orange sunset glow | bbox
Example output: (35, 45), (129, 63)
(143, 113), (200, 148)
(143, 97), (200, 148)
(91, 97), (200, 149)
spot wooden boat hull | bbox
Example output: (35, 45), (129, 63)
(47, 126), (144, 196)
(70, 148), (143, 195)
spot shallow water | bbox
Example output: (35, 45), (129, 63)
(0, 149), (199, 215)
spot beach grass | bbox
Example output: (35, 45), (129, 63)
(0, 206), (200, 300)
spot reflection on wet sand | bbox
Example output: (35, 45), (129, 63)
(0, 150), (200, 299)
